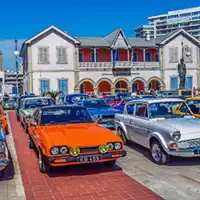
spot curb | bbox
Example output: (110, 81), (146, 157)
(6, 111), (26, 200)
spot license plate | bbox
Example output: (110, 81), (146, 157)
(77, 155), (102, 162)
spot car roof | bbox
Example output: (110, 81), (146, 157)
(127, 98), (184, 104)
(186, 97), (200, 100)
(66, 94), (88, 97)
(39, 105), (84, 111)
(23, 96), (54, 101)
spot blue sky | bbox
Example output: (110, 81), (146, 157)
(0, 0), (199, 70)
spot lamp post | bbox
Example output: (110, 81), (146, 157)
(14, 40), (19, 96)
(181, 40), (191, 61)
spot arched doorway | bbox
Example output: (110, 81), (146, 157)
(132, 80), (144, 92)
(148, 79), (161, 90)
(80, 81), (94, 94)
(115, 80), (128, 93)
(98, 81), (112, 93)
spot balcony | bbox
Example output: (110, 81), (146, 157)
(79, 61), (160, 69)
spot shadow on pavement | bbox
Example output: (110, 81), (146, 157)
(127, 141), (200, 166)
(47, 162), (122, 178)
(0, 150), (14, 181)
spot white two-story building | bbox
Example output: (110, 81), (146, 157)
(20, 25), (200, 95)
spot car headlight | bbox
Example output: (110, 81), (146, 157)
(172, 131), (181, 141)
(0, 141), (5, 153)
(69, 147), (80, 157)
(99, 144), (109, 154)
(108, 143), (114, 150)
(114, 142), (122, 150)
(50, 147), (59, 155)
(60, 146), (68, 154)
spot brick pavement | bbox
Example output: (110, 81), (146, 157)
(8, 111), (163, 200)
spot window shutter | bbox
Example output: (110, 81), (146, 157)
(169, 47), (178, 63)
(57, 47), (67, 63)
(38, 48), (43, 64)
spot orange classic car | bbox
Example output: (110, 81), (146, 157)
(28, 105), (126, 173)
(0, 111), (8, 135)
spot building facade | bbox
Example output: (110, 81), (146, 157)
(20, 26), (200, 95)
(135, 7), (200, 39)
(4, 71), (23, 94)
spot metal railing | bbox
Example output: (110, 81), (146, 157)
(79, 61), (160, 68)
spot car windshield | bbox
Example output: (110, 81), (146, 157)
(83, 99), (109, 108)
(7, 100), (15, 104)
(150, 101), (192, 118)
(186, 100), (200, 114)
(24, 98), (55, 109)
(41, 107), (93, 126)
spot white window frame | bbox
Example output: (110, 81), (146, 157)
(38, 47), (50, 64)
(56, 46), (68, 64)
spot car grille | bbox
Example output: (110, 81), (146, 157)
(80, 146), (99, 153)
(178, 138), (200, 148)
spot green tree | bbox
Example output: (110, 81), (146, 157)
(46, 91), (61, 101)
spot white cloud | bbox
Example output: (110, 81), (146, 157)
(0, 39), (25, 71)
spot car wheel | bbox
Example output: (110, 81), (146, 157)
(38, 150), (51, 173)
(25, 124), (28, 134)
(28, 136), (34, 149)
(150, 140), (170, 165)
(0, 171), (4, 179)
(117, 128), (128, 144)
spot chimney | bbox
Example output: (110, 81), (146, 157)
(146, 31), (150, 41)
(0, 51), (2, 71)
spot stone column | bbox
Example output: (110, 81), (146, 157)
(27, 46), (33, 93)
(143, 48), (146, 67)
(159, 47), (165, 91)
(127, 48), (130, 61)
(94, 48), (97, 62)
(74, 47), (80, 94)
(110, 49), (113, 62)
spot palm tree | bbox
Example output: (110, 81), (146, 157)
(46, 91), (61, 101)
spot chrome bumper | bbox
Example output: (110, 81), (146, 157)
(168, 147), (200, 157)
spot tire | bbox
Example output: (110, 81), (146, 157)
(38, 150), (51, 173)
(117, 128), (128, 144)
(0, 171), (4, 179)
(150, 140), (170, 165)
(25, 123), (28, 134)
(28, 136), (34, 149)
(104, 160), (116, 167)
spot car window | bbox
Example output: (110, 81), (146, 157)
(125, 103), (135, 115)
(135, 103), (148, 118)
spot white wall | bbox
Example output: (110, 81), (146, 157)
(32, 71), (75, 95)
(163, 34), (199, 90)
(28, 32), (76, 94)
(31, 32), (75, 71)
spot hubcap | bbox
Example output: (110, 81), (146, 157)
(151, 144), (162, 162)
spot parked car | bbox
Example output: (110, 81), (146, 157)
(0, 122), (9, 178)
(64, 94), (89, 104)
(76, 99), (123, 129)
(27, 105), (126, 173)
(176, 97), (200, 118)
(104, 96), (122, 106)
(0, 112), (8, 135)
(19, 97), (55, 133)
(16, 94), (35, 121)
(2, 99), (17, 110)
(114, 97), (139, 112)
(115, 98), (200, 165)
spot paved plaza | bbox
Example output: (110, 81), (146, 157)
(0, 111), (200, 200)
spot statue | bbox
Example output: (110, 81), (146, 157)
(178, 58), (186, 89)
